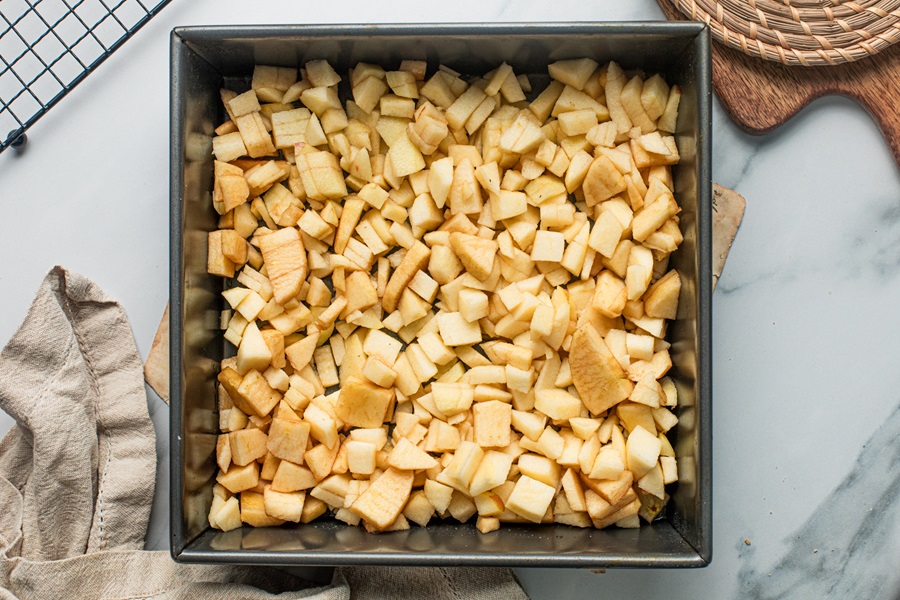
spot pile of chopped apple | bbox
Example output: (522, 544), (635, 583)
(206, 57), (684, 535)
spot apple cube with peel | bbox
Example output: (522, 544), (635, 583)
(474, 492), (505, 517)
(449, 232), (498, 282)
(569, 325), (634, 415)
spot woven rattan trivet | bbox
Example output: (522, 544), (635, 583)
(660, 0), (900, 168)
(669, 0), (900, 66)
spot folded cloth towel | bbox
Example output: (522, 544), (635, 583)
(0, 267), (528, 600)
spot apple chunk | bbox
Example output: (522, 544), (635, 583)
(569, 325), (634, 415)
(350, 467), (414, 530)
(335, 377), (394, 428)
(643, 270), (681, 319)
(449, 232), (498, 282)
(258, 227), (307, 305)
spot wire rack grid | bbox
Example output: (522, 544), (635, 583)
(0, 0), (172, 155)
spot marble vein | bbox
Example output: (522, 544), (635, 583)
(736, 402), (900, 599)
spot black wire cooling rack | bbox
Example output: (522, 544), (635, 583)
(0, 0), (172, 155)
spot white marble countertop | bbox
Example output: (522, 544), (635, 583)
(2, 0), (899, 597)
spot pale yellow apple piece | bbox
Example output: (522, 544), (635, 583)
(335, 377), (394, 428)
(472, 400), (512, 448)
(388, 437), (438, 470)
(343, 270), (378, 317)
(548, 58), (600, 90)
(625, 425), (661, 479)
(236, 370), (282, 418)
(569, 325), (634, 415)
(258, 227), (307, 305)
(583, 155), (626, 207)
(228, 428), (268, 466)
(533, 389), (582, 422)
(284, 332), (319, 373)
(437, 312), (483, 347)
(561, 468), (588, 512)
(657, 85), (681, 133)
(236, 321), (273, 375)
(207, 231), (235, 278)
(468, 451), (514, 497)
(449, 232), (498, 282)
(506, 475), (555, 523)
(241, 491), (285, 527)
(271, 461), (317, 492)
(643, 270), (681, 319)
(263, 488), (306, 522)
(216, 461), (259, 494)
(438, 441), (485, 492)
(382, 241), (431, 312)
(266, 417), (311, 463)
(404, 490), (435, 527)
(350, 467), (414, 530)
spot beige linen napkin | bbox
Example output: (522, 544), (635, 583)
(0, 267), (527, 599)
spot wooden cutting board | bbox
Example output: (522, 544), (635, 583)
(658, 0), (900, 169)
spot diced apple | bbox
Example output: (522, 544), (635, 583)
(625, 425), (661, 479)
(335, 377), (394, 428)
(569, 325), (634, 415)
(506, 475), (555, 523)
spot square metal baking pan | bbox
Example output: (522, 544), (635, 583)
(170, 23), (712, 568)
